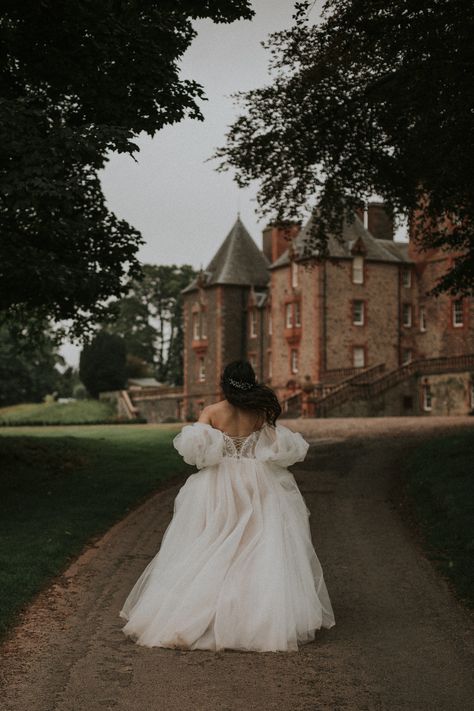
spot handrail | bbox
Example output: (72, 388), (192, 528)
(313, 353), (474, 415)
(280, 390), (303, 414)
(119, 390), (139, 420)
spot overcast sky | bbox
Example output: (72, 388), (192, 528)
(99, 1), (317, 269)
(62, 1), (315, 365)
(62, 0), (404, 366)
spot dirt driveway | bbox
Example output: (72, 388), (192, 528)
(1, 417), (473, 710)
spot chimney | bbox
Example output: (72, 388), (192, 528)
(367, 202), (394, 240)
(262, 223), (300, 263)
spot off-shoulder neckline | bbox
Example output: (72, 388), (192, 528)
(192, 422), (271, 438)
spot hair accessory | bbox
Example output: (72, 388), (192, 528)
(227, 377), (255, 391)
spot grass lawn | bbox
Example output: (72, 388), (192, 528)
(402, 429), (474, 608)
(0, 400), (118, 426)
(0, 424), (190, 638)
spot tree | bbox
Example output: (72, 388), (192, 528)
(106, 264), (196, 385)
(0, 320), (63, 406)
(217, 0), (474, 295)
(79, 332), (127, 398)
(1, 1), (253, 334)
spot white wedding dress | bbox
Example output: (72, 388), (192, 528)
(120, 422), (335, 652)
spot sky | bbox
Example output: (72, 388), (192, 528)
(61, 0), (404, 367)
(99, 1), (317, 270)
(62, 1), (313, 366)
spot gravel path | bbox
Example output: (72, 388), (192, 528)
(1, 417), (473, 711)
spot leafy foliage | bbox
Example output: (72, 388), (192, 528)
(217, 0), (474, 295)
(0, 320), (63, 406)
(0, 0), (253, 333)
(106, 264), (197, 385)
(79, 331), (127, 398)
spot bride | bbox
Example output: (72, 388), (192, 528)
(120, 360), (335, 652)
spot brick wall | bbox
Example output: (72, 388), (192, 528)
(325, 259), (401, 371)
(412, 256), (474, 358)
(183, 286), (220, 399)
(268, 262), (323, 394)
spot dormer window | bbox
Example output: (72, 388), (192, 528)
(352, 256), (364, 284)
(401, 267), (412, 288)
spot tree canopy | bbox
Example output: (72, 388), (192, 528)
(79, 331), (127, 398)
(0, 320), (63, 406)
(1, 0), (253, 334)
(217, 0), (474, 295)
(106, 264), (196, 386)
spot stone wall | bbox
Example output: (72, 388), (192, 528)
(325, 259), (402, 372)
(325, 370), (474, 418)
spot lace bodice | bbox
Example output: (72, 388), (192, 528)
(222, 430), (261, 460)
(173, 422), (309, 469)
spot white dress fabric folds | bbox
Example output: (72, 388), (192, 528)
(120, 422), (335, 652)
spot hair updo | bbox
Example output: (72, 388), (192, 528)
(220, 360), (282, 426)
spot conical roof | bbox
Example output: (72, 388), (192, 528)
(183, 217), (270, 293)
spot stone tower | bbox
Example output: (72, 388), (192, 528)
(181, 217), (269, 418)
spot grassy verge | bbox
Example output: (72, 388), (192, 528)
(0, 424), (189, 638)
(401, 429), (474, 608)
(0, 400), (119, 426)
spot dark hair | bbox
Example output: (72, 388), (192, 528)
(220, 360), (282, 427)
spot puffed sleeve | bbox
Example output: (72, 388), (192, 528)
(255, 424), (309, 468)
(172, 423), (224, 469)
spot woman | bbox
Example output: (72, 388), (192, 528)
(120, 360), (335, 652)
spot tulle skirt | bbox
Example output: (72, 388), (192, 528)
(120, 457), (335, 652)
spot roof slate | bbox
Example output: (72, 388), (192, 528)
(183, 217), (270, 293)
(271, 213), (412, 268)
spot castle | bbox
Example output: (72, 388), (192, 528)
(131, 203), (474, 421)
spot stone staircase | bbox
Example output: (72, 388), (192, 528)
(312, 354), (474, 417)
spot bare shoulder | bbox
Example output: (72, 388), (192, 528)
(197, 400), (228, 423)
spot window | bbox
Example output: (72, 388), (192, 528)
(420, 306), (427, 332)
(452, 299), (464, 327)
(268, 351), (272, 379)
(285, 303), (293, 328)
(200, 312), (207, 339)
(198, 357), (206, 382)
(402, 303), (412, 327)
(353, 300), (365, 325)
(352, 256), (364, 284)
(402, 349), (412, 365)
(268, 310), (272, 335)
(294, 301), (301, 327)
(291, 348), (299, 373)
(422, 383), (432, 411)
(353, 346), (365, 368)
(193, 313), (200, 340)
(250, 309), (257, 338)
(291, 261), (299, 288)
(249, 353), (257, 370)
(401, 267), (412, 288)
